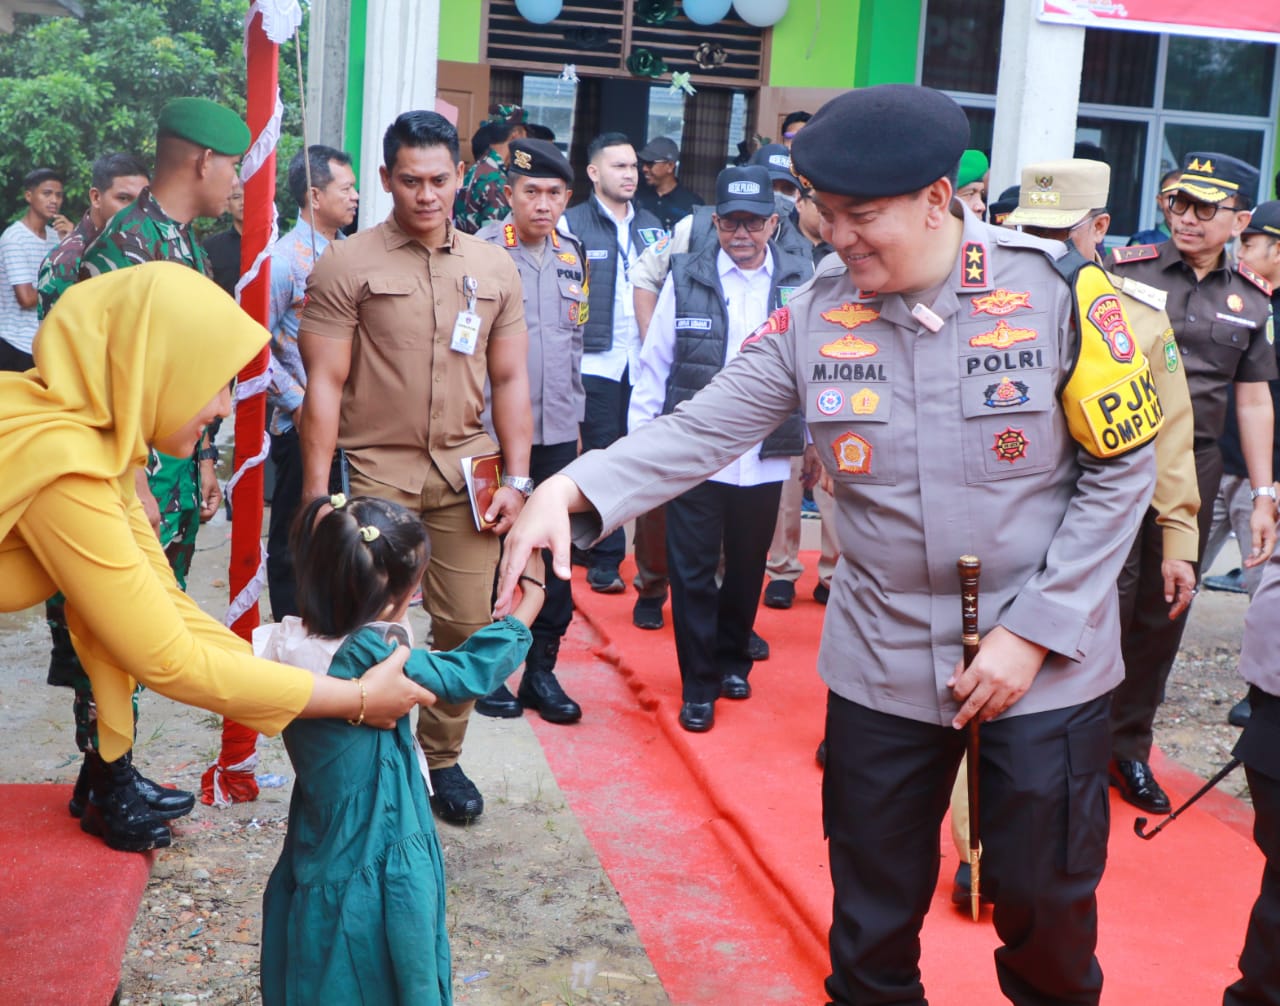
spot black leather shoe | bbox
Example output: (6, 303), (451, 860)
(763, 580), (795, 609)
(632, 596), (664, 630)
(475, 683), (524, 718)
(518, 669), (582, 724)
(79, 754), (172, 852)
(815, 740), (826, 768)
(950, 862), (995, 908)
(746, 631), (770, 661)
(429, 764), (484, 825)
(1109, 758), (1170, 814)
(587, 566), (625, 594)
(1229, 696), (1252, 727)
(720, 674), (752, 700)
(678, 701), (715, 732)
(813, 583), (830, 605)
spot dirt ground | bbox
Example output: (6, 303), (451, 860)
(0, 507), (1260, 1005)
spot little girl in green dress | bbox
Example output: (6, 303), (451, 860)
(257, 494), (546, 1005)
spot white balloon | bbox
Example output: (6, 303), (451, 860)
(732, 0), (789, 28)
(514, 0), (563, 25)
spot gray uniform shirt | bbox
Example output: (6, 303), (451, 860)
(476, 220), (589, 446)
(1237, 552), (1280, 695)
(562, 210), (1157, 725)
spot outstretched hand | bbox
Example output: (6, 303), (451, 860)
(493, 475), (587, 617)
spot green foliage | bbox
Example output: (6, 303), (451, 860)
(0, 0), (309, 230)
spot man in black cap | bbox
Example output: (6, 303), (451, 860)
(1108, 152), (1277, 813)
(473, 139), (587, 725)
(628, 164), (811, 732)
(751, 143), (802, 205)
(635, 136), (703, 232)
(493, 83), (1161, 1004)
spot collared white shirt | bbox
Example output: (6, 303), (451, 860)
(579, 195), (640, 383)
(629, 247), (789, 487)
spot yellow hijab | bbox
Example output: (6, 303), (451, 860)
(0, 261), (268, 543)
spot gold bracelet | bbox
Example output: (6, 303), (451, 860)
(347, 678), (367, 727)
(519, 574), (547, 591)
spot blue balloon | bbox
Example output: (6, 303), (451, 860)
(683, 0), (732, 26)
(515, 0), (563, 25)
(733, 0), (789, 27)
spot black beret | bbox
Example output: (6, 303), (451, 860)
(507, 138), (573, 186)
(791, 85), (970, 200)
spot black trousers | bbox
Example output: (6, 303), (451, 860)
(266, 427), (303, 620)
(665, 479), (780, 703)
(579, 373), (629, 571)
(529, 440), (578, 644)
(1225, 687), (1280, 1006)
(0, 339), (34, 372)
(1112, 442), (1221, 762)
(823, 693), (1111, 1006)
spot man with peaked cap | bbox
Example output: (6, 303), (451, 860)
(49, 97), (251, 853)
(941, 157), (1200, 905)
(635, 136), (703, 232)
(1108, 151), (1277, 814)
(491, 84), (1161, 1004)
(473, 139), (587, 725)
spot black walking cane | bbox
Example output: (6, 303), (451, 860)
(1133, 757), (1243, 840)
(957, 555), (982, 920)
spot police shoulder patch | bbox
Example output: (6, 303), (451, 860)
(1238, 261), (1274, 296)
(743, 307), (790, 348)
(1112, 244), (1159, 265)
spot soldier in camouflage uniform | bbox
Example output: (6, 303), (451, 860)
(454, 103), (527, 234)
(49, 98), (251, 853)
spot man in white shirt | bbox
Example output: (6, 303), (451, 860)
(630, 165), (813, 732)
(0, 167), (69, 370)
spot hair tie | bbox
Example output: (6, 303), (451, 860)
(329, 493), (347, 509)
(358, 525), (381, 543)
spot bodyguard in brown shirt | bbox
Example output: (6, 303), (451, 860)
(299, 111), (533, 825)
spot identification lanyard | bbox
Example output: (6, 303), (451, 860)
(451, 275), (481, 355)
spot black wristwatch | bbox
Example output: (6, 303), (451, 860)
(198, 445), (219, 462)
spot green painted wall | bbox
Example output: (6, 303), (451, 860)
(853, 0), (920, 87)
(344, 0), (368, 178)
(439, 0), (483, 63)
(766, 0), (859, 89)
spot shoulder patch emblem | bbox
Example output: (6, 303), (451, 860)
(970, 288), (1032, 317)
(960, 242), (988, 288)
(850, 388), (880, 415)
(1163, 331), (1179, 372)
(816, 388), (844, 416)
(743, 307), (790, 348)
(819, 334), (878, 360)
(821, 302), (879, 330)
(1239, 261), (1273, 295)
(969, 320), (1037, 349)
(983, 377), (1030, 408)
(1112, 244), (1159, 264)
(832, 431), (873, 474)
(650, 234), (671, 255)
(637, 227), (666, 247)
(1088, 293), (1136, 362)
(503, 223), (518, 248)
(991, 427), (1029, 463)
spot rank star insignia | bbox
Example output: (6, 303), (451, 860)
(983, 376), (1030, 408)
(503, 223), (518, 248)
(818, 334), (879, 360)
(821, 302), (879, 330)
(556, 251), (578, 265)
(992, 426), (1029, 463)
(832, 431), (873, 474)
(850, 387), (880, 415)
(968, 319), (1038, 349)
(1227, 293), (1244, 313)
(1188, 157), (1203, 172)
(961, 242), (988, 288)
(512, 149), (533, 170)
(816, 388), (844, 416)
(970, 289), (1033, 317)
(1087, 293), (1136, 362)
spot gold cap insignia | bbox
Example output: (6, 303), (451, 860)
(1035, 175), (1053, 190)
(513, 149), (532, 170)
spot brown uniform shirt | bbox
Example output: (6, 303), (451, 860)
(301, 215), (526, 494)
(1111, 241), (1276, 447)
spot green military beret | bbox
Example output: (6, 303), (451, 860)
(157, 97), (252, 156)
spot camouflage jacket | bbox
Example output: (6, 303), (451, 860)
(454, 150), (510, 235)
(36, 211), (100, 319)
(78, 187), (211, 280)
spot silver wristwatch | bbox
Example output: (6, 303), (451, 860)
(500, 475), (535, 498)
(1251, 485), (1278, 503)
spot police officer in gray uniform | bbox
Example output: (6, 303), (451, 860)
(495, 85), (1160, 1004)
(474, 138), (588, 724)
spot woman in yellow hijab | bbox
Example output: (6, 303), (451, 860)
(0, 262), (434, 850)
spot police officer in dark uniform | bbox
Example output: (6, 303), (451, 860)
(474, 139), (588, 724)
(1108, 152), (1278, 813)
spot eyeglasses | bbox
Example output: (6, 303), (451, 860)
(1166, 193), (1241, 221)
(714, 216), (769, 234)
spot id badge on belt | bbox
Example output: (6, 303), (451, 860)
(451, 275), (481, 355)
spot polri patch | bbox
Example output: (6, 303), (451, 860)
(832, 431), (873, 474)
(743, 307), (790, 347)
(983, 377), (1030, 408)
(960, 242), (988, 288)
(1088, 294), (1136, 362)
(821, 302), (880, 330)
(991, 427), (1029, 463)
(970, 289), (1032, 317)
(819, 335), (879, 360)
(969, 320), (1037, 350)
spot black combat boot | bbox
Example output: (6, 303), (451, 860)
(517, 637), (582, 724)
(78, 753), (173, 852)
(46, 618), (80, 688)
(70, 750), (196, 820)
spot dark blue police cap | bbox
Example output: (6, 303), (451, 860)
(791, 85), (970, 200)
(507, 138), (574, 186)
(1246, 200), (1280, 238)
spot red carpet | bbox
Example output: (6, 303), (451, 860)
(530, 556), (1264, 1005)
(0, 784), (152, 1006)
